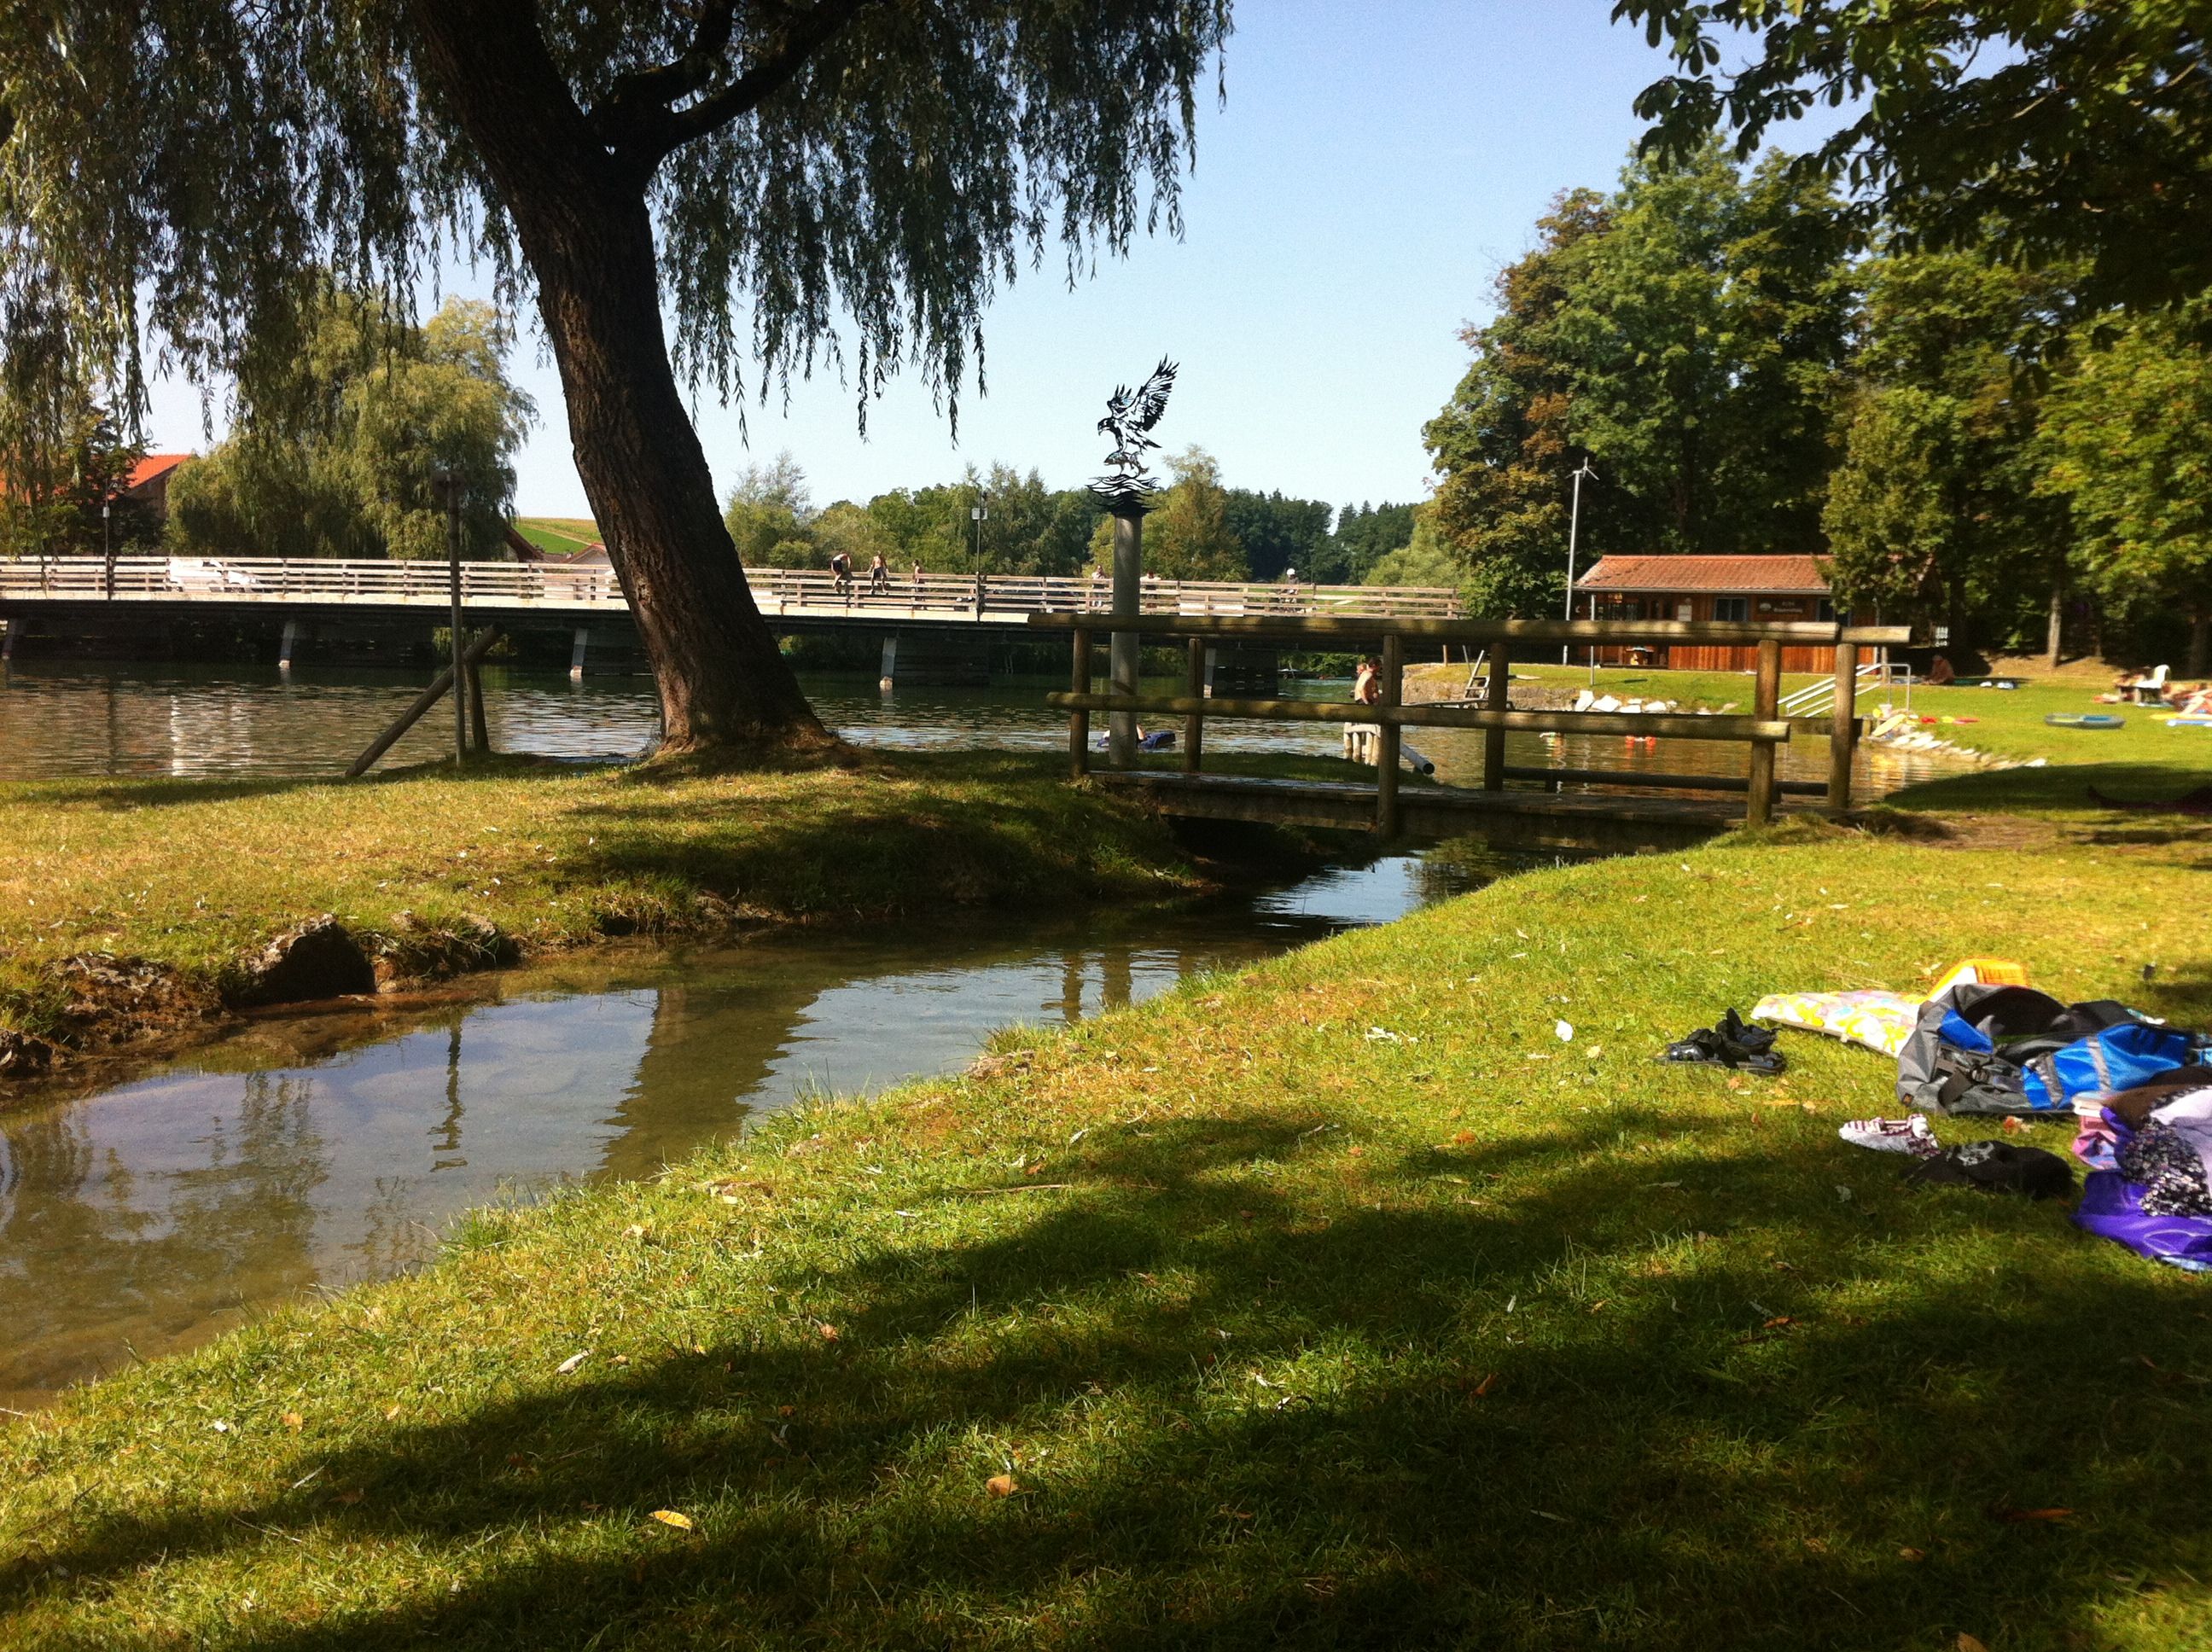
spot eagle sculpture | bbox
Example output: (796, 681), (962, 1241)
(1091, 358), (1178, 509)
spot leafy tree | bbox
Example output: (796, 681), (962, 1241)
(0, 286), (96, 558)
(1327, 501), (1419, 585)
(1549, 145), (1853, 555)
(1823, 251), (2076, 656)
(166, 294), (532, 560)
(0, 1), (1233, 754)
(1425, 148), (1852, 612)
(1363, 511), (1462, 590)
(1616, 1), (2212, 317)
(1223, 488), (1333, 582)
(722, 452), (813, 563)
(2039, 308), (2212, 674)
(1125, 446), (1245, 579)
(1423, 189), (1617, 617)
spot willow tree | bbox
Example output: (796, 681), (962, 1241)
(0, 2), (1231, 753)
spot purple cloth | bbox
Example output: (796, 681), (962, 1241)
(2074, 1171), (2212, 1272)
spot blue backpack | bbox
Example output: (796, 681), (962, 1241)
(1899, 985), (2209, 1117)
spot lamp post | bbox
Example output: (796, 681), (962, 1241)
(102, 497), (113, 599)
(970, 491), (988, 615)
(1562, 458), (1596, 666)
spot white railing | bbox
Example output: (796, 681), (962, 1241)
(0, 556), (1462, 622)
(1778, 659), (1893, 717)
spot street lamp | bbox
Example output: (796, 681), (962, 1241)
(1562, 458), (1597, 667)
(970, 491), (988, 615)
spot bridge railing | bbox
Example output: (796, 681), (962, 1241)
(1030, 611), (1912, 833)
(0, 556), (1462, 621)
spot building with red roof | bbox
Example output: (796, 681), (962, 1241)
(1574, 554), (1863, 671)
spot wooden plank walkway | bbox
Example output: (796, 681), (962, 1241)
(1093, 771), (1819, 852)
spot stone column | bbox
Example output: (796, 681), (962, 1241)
(1109, 505), (1144, 767)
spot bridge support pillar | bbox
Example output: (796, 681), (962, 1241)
(278, 618), (300, 672)
(1108, 508), (1143, 768)
(0, 620), (13, 664)
(878, 632), (897, 690)
(1207, 646), (1278, 696)
(569, 627), (590, 681)
(878, 630), (987, 686)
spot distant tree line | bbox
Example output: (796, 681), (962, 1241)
(719, 448), (1429, 590)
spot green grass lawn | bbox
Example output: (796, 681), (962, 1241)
(7, 801), (2212, 1645)
(0, 752), (1207, 1048)
(512, 517), (601, 556)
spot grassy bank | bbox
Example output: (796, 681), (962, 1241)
(0, 751), (1209, 1056)
(7, 801), (2212, 1647)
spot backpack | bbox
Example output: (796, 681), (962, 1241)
(1896, 983), (2208, 1118)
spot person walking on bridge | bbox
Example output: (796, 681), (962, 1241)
(868, 552), (891, 596)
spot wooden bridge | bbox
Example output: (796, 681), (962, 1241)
(0, 556), (1458, 679)
(1033, 612), (1912, 852)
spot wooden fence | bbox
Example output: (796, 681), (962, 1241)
(1030, 613), (1913, 833)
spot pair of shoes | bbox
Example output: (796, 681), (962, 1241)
(1659, 1009), (1786, 1074)
(1838, 1115), (1940, 1158)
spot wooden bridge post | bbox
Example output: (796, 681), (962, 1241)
(1828, 639), (1860, 811)
(1481, 643), (1511, 790)
(464, 635), (492, 758)
(1183, 637), (1206, 772)
(1068, 626), (1091, 779)
(1747, 637), (1782, 827)
(1376, 634), (1404, 836)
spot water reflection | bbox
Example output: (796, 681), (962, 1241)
(0, 856), (1479, 1408)
(0, 661), (1958, 794)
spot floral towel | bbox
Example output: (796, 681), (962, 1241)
(1751, 990), (1924, 1059)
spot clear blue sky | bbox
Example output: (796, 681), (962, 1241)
(140, 2), (1800, 522)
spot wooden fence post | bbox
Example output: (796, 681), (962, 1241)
(1184, 637), (1206, 773)
(1828, 639), (1859, 811)
(1377, 634), (1404, 836)
(1482, 643), (1510, 791)
(1747, 637), (1782, 827)
(1068, 627), (1091, 779)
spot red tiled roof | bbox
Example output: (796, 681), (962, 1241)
(1576, 555), (1831, 595)
(125, 453), (191, 490)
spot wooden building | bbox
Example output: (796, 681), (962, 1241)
(1575, 555), (1854, 672)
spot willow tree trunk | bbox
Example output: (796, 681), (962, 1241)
(406, 2), (830, 755)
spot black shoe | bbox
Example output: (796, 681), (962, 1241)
(1659, 1009), (1786, 1074)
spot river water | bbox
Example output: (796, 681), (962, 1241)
(0, 659), (1953, 792)
(0, 661), (1957, 1410)
(0, 854), (1479, 1410)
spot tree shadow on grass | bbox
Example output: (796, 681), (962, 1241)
(1887, 761), (2212, 817)
(9, 1108), (2212, 1649)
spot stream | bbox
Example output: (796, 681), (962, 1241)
(0, 660), (1965, 1410)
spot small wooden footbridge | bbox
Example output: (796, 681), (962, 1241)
(1030, 613), (1912, 852)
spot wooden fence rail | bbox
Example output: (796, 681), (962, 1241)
(0, 556), (1463, 622)
(1032, 611), (1912, 833)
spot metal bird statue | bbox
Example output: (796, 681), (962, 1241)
(1090, 357), (1178, 511)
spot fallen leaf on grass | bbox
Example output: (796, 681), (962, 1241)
(1959, 1636), (1989, 1652)
(649, 1509), (695, 1531)
(1899, 1547), (1926, 1562)
(1994, 1506), (2074, 1524)
(556, 1351), (591, 1375)
(818, 1323), (841, 1342)
(333, 1489), (364, 1506)
(281, 1411), (304, 1431)
(383, 1404), (403, 1421)
(1762, 1317), (1796, 1330)
(1470, 1372), (1499, 1399)
(986, 1474), (1018, 1498)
